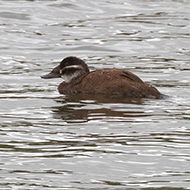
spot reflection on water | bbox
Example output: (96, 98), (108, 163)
(52, 94), (146, 123)
(0, 0), (190, 189)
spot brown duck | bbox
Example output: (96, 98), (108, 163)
(41, 56), (162, 98)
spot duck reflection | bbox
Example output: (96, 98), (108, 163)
(51, 94), (150, 123)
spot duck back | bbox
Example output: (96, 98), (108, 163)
(58, 68), (161, 98)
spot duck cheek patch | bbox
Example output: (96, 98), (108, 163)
(61, 66), (82, 76)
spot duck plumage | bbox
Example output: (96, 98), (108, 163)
(41, 56), (162, 98)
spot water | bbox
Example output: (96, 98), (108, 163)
(0, 0), (190, 189)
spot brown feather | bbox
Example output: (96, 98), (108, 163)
(58, 68), (161, 98)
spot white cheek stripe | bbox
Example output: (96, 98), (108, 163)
(60, 65), (84, 83)
(61, 65), (83, 71)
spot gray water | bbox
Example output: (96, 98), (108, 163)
(0, 0), (190, 189)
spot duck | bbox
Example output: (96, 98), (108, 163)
(41, 56), (162, 98)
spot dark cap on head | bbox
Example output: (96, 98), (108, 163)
(60, 56), (89, 73)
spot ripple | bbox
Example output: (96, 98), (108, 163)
(1, 0), (190, 189)
(0, 11), (30, 20)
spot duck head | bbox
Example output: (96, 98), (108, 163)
(41, 56), (90, 82)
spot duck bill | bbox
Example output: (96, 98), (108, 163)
(41, 65), (61, 79)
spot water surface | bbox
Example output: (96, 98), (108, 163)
(0, 0), (190, 189)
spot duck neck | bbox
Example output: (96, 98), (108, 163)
(62, 67), (89, 83)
